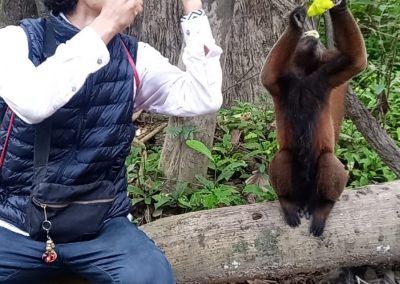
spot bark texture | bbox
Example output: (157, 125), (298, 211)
(142, 181), (400, 283)
(0, 0), (37, 27)
(221, 0), (301, 106)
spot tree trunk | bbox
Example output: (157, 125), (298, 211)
(129, 2), (182, 65)
(0, 0), (37, 26)
(159, 115), (217, 191)
(34, 0), (46, 17)
(142, 181), (400, 283)
(158, 0), (236, 190)
(222, 0), (302, 107)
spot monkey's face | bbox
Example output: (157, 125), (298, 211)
(293, 36), (323, 74)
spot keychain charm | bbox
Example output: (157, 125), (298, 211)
(40, 206), (58, 263)
(42, 238), (58, 263)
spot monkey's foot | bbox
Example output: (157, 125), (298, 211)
(310, 217), (326, 237)
(284, 210), (301, 227)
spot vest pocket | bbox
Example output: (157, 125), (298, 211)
(25, 180), (115, 243)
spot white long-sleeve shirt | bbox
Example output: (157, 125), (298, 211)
(0, 12), (223, 124)
(0, 11), (222, 235)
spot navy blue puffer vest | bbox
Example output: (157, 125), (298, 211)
(0, 14), (138, 231)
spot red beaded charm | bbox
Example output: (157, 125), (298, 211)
(42, 238), (57, 263)
(42, 250), (58, 263)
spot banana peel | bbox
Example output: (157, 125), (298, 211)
(307, 0), (335, 17)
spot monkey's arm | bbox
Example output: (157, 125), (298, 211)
(260, 7), (305, 96)
(323, 1), (367, 87)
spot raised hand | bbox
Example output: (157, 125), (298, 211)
(181, 0), (203, 14)
(90, 0), (143, 43)
(290, 6), (307, 30)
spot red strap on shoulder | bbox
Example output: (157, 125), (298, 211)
(0, 109), (16, 169)
(121, 40), (140, 91)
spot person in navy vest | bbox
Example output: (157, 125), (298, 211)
(0, 0), (222, 283)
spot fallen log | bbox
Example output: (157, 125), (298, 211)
(141, 181), (400, 283)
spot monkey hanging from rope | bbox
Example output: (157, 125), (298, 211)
(260, 0), (367, 236)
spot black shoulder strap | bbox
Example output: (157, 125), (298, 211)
(43, 19), (57, 59)
(33, 19), (58, 182)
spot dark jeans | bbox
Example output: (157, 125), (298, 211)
(0, 217), (175, 284)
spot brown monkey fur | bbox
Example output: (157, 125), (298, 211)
(260, 1), (367, 236)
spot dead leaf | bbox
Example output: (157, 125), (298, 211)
(231, 129), (242, 147)
(245, 169), (270, 190)
(144, 206), (152, 223)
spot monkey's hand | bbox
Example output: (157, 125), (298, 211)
(290, 6), (307, 30)
(331, 0), (347, 12)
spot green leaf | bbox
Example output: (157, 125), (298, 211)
(152, 208), (163, 218)
(222, 134), (232, 148)
(244, 132), (258, 141)
(144, 196), (152, 205)
(244, 142), (261, 150)
(196, 175), (215, 189)
(127, 185), (145, 197)
(178, 196), (192, 209)
(152, 194), (172, 210)
(374, 83), (385, 95)
(186, 140), (214, 162)
(131, 197), (144, 206)
(217, 169), (235, 182)
(201, 194), (218, 209)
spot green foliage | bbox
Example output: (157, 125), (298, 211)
(125, 145), (162, 185)
(186, 139), (214, 162)
(350, 0), (400, 111)
(337, 121), (397, 187)
(178, 176), (244, 210)
(213, 101), (278, 182)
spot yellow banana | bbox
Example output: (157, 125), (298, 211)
(307, 0), (335, 17)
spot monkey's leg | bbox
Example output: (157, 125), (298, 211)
(310, 152), (348, 237)
(269, 150), (301, 227)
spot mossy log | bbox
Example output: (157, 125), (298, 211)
(142, 181), (400, 283)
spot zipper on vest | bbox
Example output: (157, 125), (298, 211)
(32, 196), (114, 208)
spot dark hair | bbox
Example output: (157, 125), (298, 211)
(44, 0), (78, 15)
